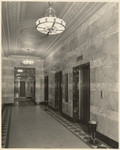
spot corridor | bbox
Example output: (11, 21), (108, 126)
(8, 100), (90, 148)
(2, 1), (119, 149)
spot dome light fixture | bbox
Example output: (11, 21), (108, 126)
(36, 2), (66, 35)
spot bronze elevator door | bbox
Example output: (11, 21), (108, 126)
(55, 71), (62, 112)
(44, 76), (48, 102)
(20, 81), (25, 97)
(79, 65), (90, 125)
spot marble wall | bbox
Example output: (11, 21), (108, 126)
(44, 3), (118, 142)
(2, 57), (44, 104)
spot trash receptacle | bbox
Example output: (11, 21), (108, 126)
(89, 121), (98, 144)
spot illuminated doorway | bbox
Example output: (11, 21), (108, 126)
(14, 68), (35, 101)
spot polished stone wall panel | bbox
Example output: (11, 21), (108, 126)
(48, 74), (55, 108)
(2, 97), (14, 103)
(90, 91), (118, 112)
(44, 3), (118, 141)
(90, 105), (118, 121)
(2, 57), (44, 103)
(68, 73), (73, 84)
(102, 33), (118, 55)
(91, 63), (118, 83)
(91, 113), (118, 142)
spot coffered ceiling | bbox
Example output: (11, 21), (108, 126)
(2, 1), (105, 59)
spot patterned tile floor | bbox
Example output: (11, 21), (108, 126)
(2, 101), (111, 149)
(2, 101), (35, 148)
(40, 105), (111, 149)
(9, 101), (90, 148)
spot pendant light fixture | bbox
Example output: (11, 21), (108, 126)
(36, 2), (66, 35)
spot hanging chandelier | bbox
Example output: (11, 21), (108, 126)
(36, 2), (66, 35)
(22, 49), (34, 65)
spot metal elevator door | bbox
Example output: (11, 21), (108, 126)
(20, 81), (25, 97)
(79, 66), (90, 125)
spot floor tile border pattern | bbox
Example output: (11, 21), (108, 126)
(2, 106), (12, 148)
(40, 106), (110, 149)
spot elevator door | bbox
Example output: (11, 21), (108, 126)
(44, 76), (48, 102)
(55, 71), (62, 112)
(20, 81), (25, 97)
(79, 66), (90, 125)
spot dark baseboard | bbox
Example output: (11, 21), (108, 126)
(35, 102), (40, 105)
(60, 115), (119, 148)
(48, 106), (74, 122)
(77, 119), (119, 148)
(48, 105), (58, 111)
(96, 131), (119, 148)
(72, 118), (79, 123)
(2, 104), (5, 114)
(61, 112), (74, 122)
(4, 103), (14, 106)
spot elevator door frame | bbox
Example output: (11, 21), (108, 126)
(73, 62), (90, 124)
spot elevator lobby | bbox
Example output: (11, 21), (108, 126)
(2, 1), (119, 149)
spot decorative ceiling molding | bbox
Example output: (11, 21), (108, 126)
(59, 2), (74, 19)
(36, 2), (86, 57)
(39, 2), (103, 58)
(8, 55), (41, 59)
(63, 2), (85, 23)
(7, 2), (18, 54)
(18, 3), (73, 32)
(2, 2), (11, 56)
(19, 2), (27, 22)
(44, 2), (117, 59)
(7, 2), (17, 37)
(24, 2), (74, 57)
(2, 20), (7, 57)
(2, 2), (118, 59)
(16, 2), (21, 23)
(18, 20), (36, 32)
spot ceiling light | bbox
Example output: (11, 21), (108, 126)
(17, 69), (23, 72)
(22, 49), (34, 65)
(22, 60), (34, 65)
(36, 2), (66, 35)
(17, 74), (21, 76)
